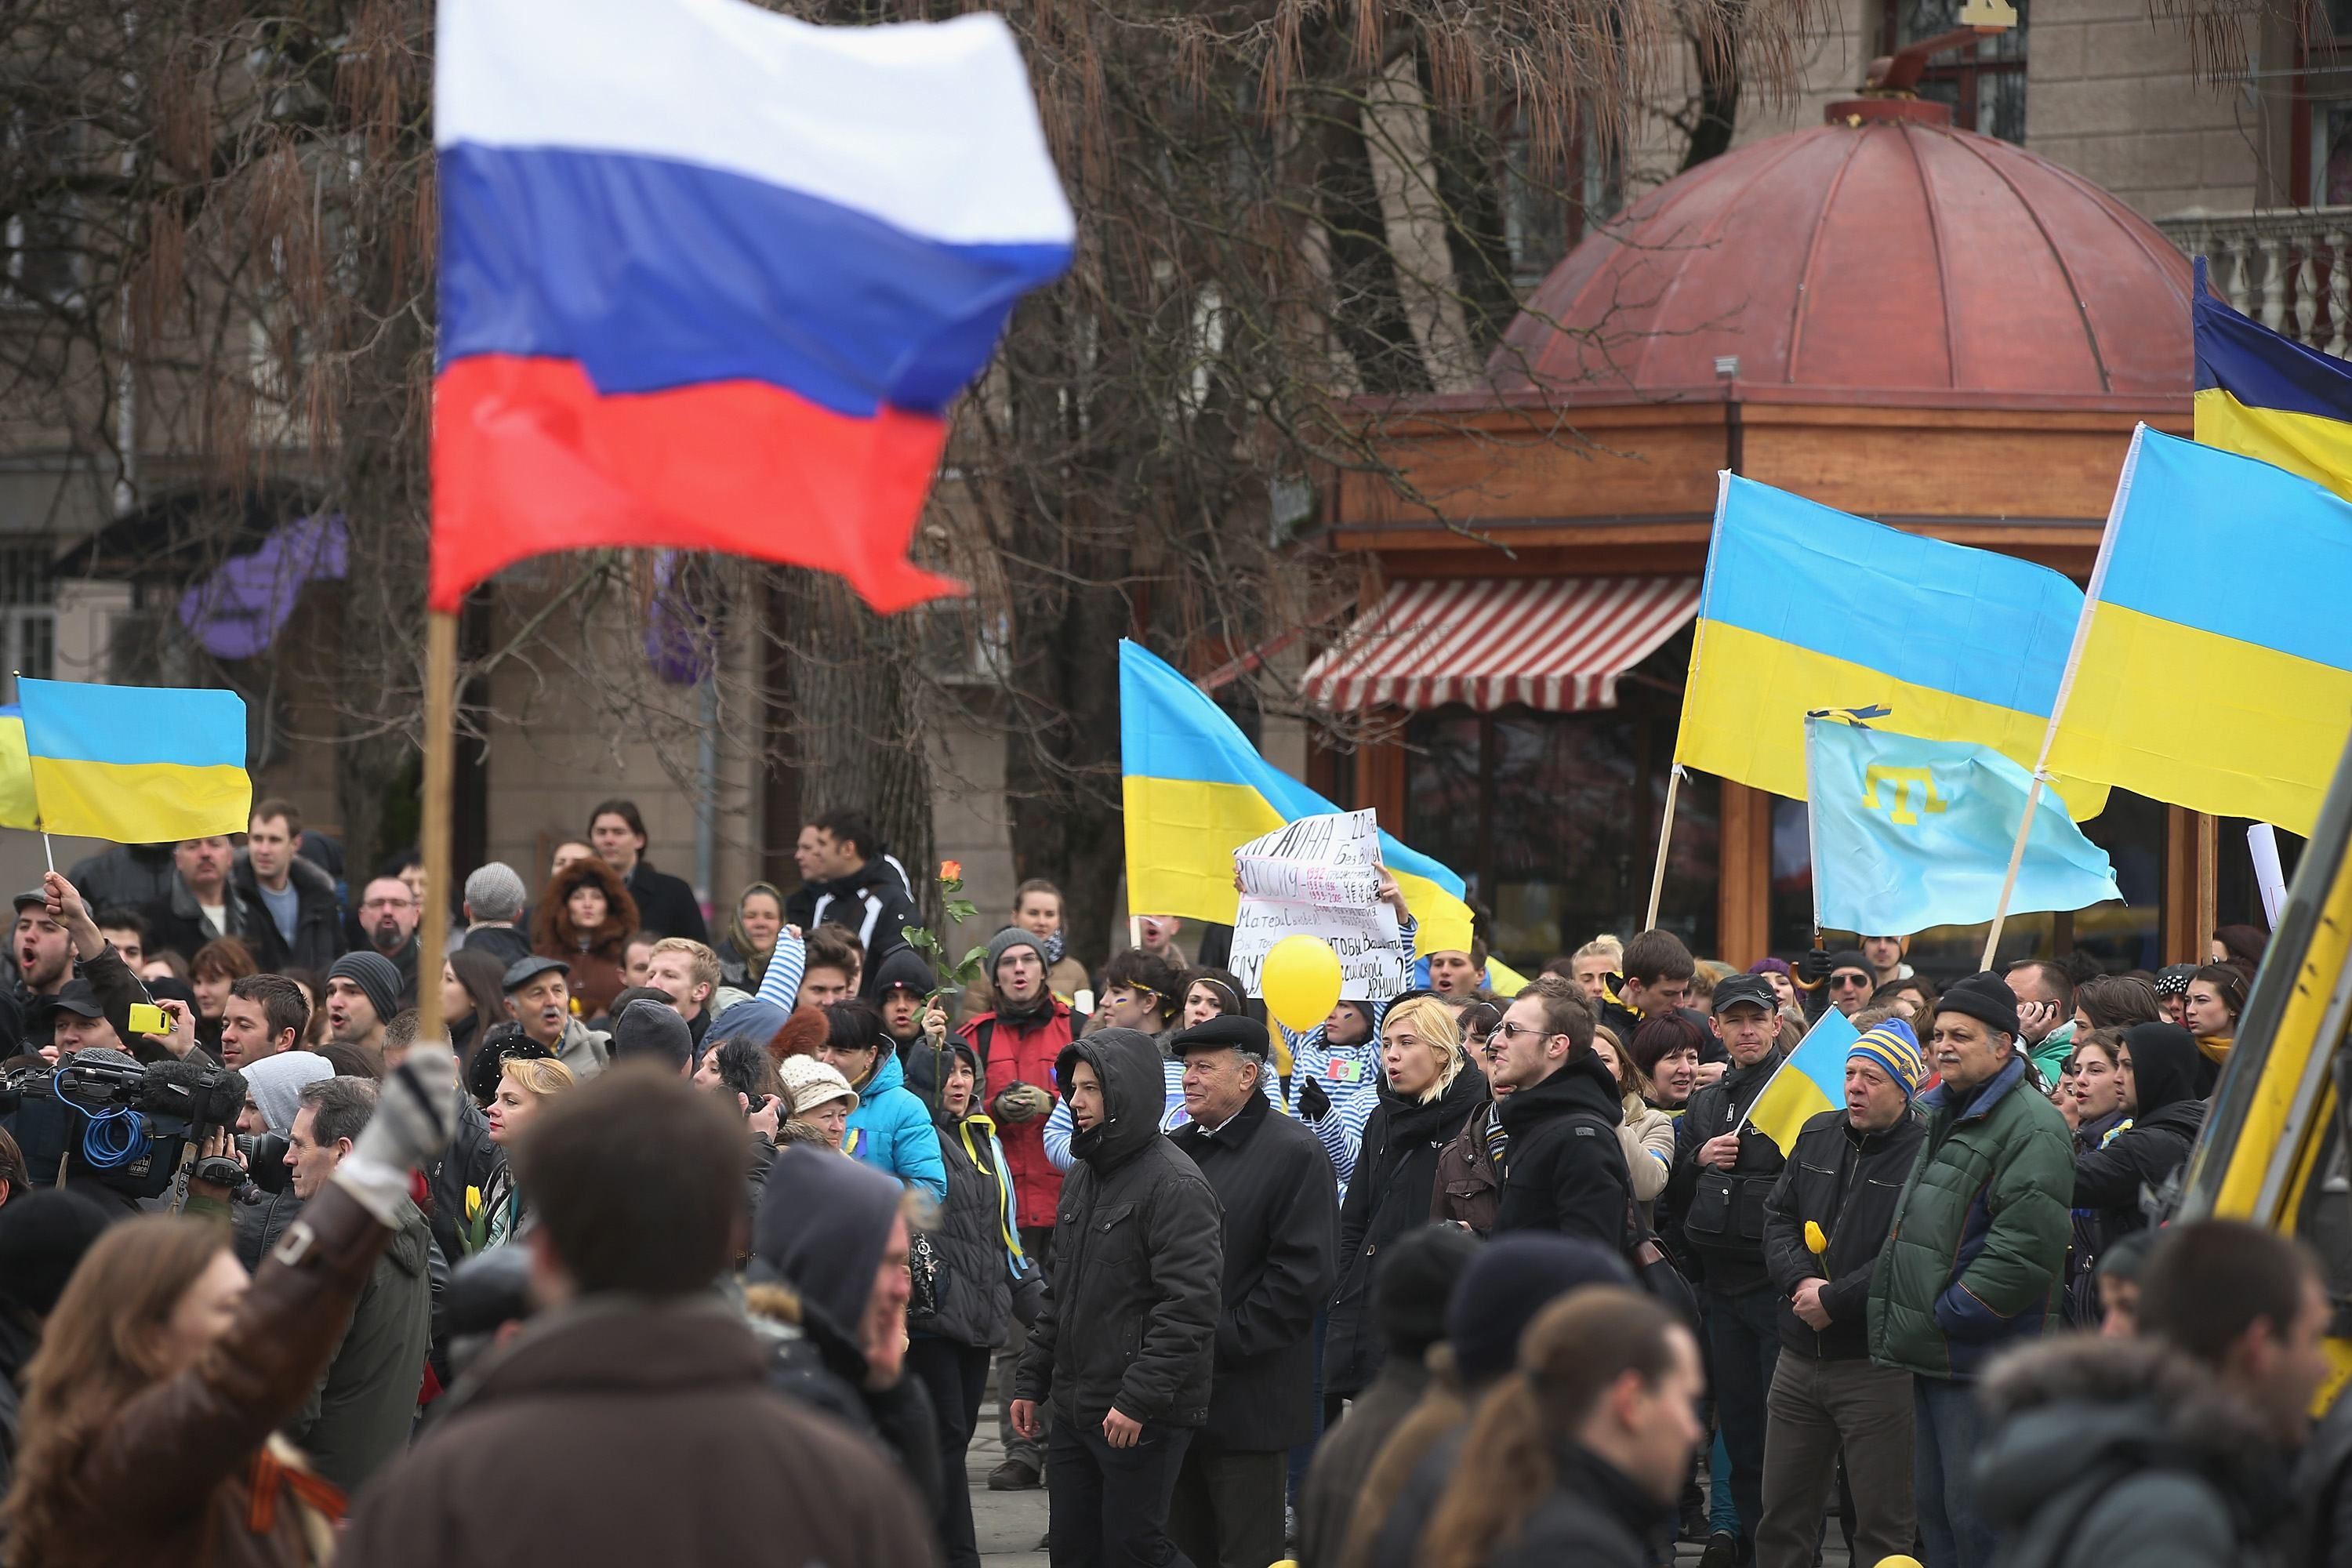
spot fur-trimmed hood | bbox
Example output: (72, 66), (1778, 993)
(532, 856), (640, 957)
(1974, 1333), (2294, 1547)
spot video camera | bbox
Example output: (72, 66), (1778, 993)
(0, 1050), (247, 1201)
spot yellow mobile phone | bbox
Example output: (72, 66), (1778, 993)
(127, 1002), (169, 1035)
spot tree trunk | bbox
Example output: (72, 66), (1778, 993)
(1417, 51), (1521, 357)
(1316, 94), (1436, 395)
(1682, 34), (1742, 170)
(777, 568), (941, 933)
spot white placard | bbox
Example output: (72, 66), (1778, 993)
(1229, 810), (1408, 1002)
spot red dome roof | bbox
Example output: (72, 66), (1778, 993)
(1490, 111), (2191, 404)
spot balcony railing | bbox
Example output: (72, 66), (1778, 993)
(2156, 207), (2352, 355)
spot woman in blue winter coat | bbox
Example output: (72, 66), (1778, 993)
(815, 999), (946, 1203)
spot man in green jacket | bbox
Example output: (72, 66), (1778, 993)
(1867, 972), (2072, 1568)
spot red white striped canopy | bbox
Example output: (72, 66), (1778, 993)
(1301, 576), (1701, 713)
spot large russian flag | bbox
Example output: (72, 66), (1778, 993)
(430, 0), (1074, 613)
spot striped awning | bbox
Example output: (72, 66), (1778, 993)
(1301, 575), (1701, 713)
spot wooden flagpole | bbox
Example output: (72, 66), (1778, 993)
(1643, 763), (1683, 932)
(415, 609), (458, 1044)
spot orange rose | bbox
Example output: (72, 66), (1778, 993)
(940, 860), (964, 882)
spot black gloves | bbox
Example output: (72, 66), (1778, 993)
(1298, 1076), (1331, 1123)
(1798, 948), (1832, 983)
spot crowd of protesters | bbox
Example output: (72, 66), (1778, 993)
(0, 794), (2343, 1568)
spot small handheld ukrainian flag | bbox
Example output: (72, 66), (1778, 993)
(0, 707), (37, 831)
(16, 679), (250, 843)
(1805, 717), (2121, 938)
(1744, 1007), (1861, 1155)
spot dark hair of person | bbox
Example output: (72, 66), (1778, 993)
(2136, 1219), (2318, 1370)
(1181, 967), (1246, 1018)
(298, 1075), (378, 1148)
(250, 797), (303, 837)
(381, 1010), (419, 1054)
(2004, 958), (2074, 1008)
(704, 1036), (786, 1109)
(189, 935), (258, 985)
(2212, 923), (2268, 977)
(822, 999), (887, 1057)
(586, 797), (647, 843)
(1620, 928), (1695, 985)
(2075, 974), (2160, 1031)
(520, 1061), (749, 1296)
(2190, 963), (2250, 1027)
(229, 973), (311, 1049)
(1872, 975), (1940, 1014)
(0, 1126), (26, 1201)
(1421, 1287), (1684, 1568)
(802, 924), (860, 982)
(143, 949), (191, 980)
(1013, 877), (1062, 913)
(1101, 948), (1182, 1022)
(809, 809), (877, 860)
(1628, 1009), (1709, 1083)
(2071, 1027), (2123, 1070)
(318, 1041), (385, 1080)
(448, 946), (514, 1061)
(93, 906), (149, 942)
(281, 967), (330, 1047)
(0, 1217), (230, 1554)
(532, 857), (639, 957)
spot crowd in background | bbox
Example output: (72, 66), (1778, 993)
(0, 794), (2340, 1568)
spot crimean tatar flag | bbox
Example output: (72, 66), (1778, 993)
(2043, 426), (2352, 835)
(1805, 717), (2120, 938)
(1744, 1006), (1861, 1156)
(1677, 474), (2107, 818)
(16, 680), (249, 843)
(1121, 641), (1482, 961)
(2192, 256), (2352, 503)
(430, 0), (1075, 613)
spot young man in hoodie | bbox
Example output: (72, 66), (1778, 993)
(1755, 1017), (1927, 1568)
(961, 925), (1084, 1491)
(1011, 1028), (1222, 1568)
(1666, 972), (1792, 1567)
(787, 809), (921, 999)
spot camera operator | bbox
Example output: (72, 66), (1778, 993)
(0, 1042), (461, 1566)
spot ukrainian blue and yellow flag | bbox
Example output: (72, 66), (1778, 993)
(1677, 474), (2107, 818)
(1121, 640), (1483, 961)
(2192, 256), (2352, 501)
(16, 678), (250, 842)
(2042, 426), (2352, 835)
(1744, 1005), (1861, 1155)
(0, 707), (36, 831)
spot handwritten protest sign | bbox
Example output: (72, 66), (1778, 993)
(1230, 810), (1409, 1002)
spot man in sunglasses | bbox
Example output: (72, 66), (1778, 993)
(1825, 951), (1877, 1020)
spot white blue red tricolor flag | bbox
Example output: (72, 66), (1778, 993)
(430, 0), (1075, 612)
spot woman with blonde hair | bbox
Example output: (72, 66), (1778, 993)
(1323, 993), (1488, 1425)
(474, 1054), (579, 1250)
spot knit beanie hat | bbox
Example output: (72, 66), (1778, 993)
(1747, 957), (1793, 979)
(463, 861), (528, 924)
(986, 927), (1048, 982)
(0, 1189), (115, 1317)
(327, 951), (403, 1029)
(1379, 1224), (1480, 1356)
(1825, 949), (1872, 980)
(241, 1050), (336, 1136)
(1446, 1232), (1633, 1386)
(778, 1054), (858, 1116)
(612, 997), (693, 1072)
(1849, 1018), (1926, 1098)
(1935, 971), (2020, 1041)
(2154, 964), (2198, 1000)
(707, 997), (789, 1049)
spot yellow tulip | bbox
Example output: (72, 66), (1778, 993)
(1804, 1220), (1828, 1254)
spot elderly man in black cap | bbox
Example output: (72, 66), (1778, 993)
(1664, 970), (1791, 1568)
(1164, 1014), (1337, 1568)
(1866, 971), (2072, 1568)
(500, 955), (611, 1078)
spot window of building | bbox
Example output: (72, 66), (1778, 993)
(0, 541), (56, 703)
(1402, 636), (1718, 970)
(2, 107), (85, 307)
(1885, 0), (2029, 143)
(1501, 104), (1622, 289)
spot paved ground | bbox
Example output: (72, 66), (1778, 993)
(965, 1398), (1853, 1567)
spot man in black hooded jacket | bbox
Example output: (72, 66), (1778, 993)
(1490, 978), (1632, 1250)
(2071, 1022), (2207, 1261)
(1013, 1026), (1222, 1568)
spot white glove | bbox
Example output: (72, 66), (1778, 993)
(333, 1044), (460, 1229)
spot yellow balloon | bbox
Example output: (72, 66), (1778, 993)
(1261, 935), (1345, 1033)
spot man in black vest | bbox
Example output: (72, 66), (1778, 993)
(1665, 972), (1789, 1568)
(1166, 1014), (1338, 1568)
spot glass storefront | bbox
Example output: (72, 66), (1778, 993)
(1402, 634), (1719, 971)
